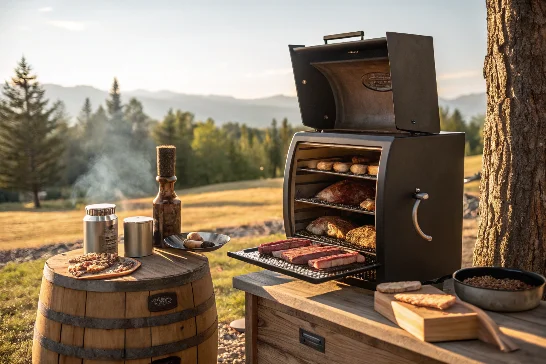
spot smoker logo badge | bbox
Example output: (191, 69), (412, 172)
(361, 72), (392, 92)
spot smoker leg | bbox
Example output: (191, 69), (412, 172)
(245, 292), (258, 364)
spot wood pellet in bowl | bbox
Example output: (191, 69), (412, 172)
(462, 275), (535, 291)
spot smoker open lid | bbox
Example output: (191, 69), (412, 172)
(289, 31), (440, 134)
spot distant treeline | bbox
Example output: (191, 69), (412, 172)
(0, 58), (482, 207)
(0, 58), (303, 206)
(440, 108), (484, 156)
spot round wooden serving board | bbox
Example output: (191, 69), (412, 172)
(74, 257), (141, 280)
(44, 245), (210, 292)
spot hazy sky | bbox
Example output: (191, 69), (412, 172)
(0, 0), (486, 99)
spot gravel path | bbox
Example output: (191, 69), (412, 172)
(217, 323), (245, 363)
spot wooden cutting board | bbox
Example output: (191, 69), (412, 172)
(374, 285), (479, 342)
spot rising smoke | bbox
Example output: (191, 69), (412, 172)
(71, 134), (156, 205)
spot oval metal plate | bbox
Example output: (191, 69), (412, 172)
(361, 72), (392, 92)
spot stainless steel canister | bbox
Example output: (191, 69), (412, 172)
(83, 203), (118, 254)
(123, 216), (153, 257)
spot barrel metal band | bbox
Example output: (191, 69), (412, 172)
(38, 294), (215, 329)
(34, 317), (217, 360)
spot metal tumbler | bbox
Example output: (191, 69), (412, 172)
(83, 203), (118, 254)
(123, 216), (153, 257)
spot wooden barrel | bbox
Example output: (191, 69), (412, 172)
(32, 247), (217, 364)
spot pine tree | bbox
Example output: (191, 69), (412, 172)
(152, 109), (178, 145)
(0, 57), (65, 207)
(78, 98), (92, 127)
(265, 119), (282, 178)
(106, 77), (131, 138)
(125, 97), (150, 148)
(151, 109), (195, 186)
(280, 118), (292, 164)
(106, 78), (122, 117)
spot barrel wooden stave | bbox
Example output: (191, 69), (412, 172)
(33, 248), (217, 364)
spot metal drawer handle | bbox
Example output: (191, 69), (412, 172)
(412, 188), (432, 241)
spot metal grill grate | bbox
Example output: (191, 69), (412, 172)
(298, 167), (378, 181)
(227, 247), (379, 284)
(295, 197), (375, 215)
(295, 230), (376, 256)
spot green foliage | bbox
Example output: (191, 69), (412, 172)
(440, 107), (484, 156)
(0, 57), (66, 207)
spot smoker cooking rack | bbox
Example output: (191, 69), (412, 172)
(294, 229), (376, 256)
(227, 247), (379, 284)
(294, 197), (375, 215)
(297, 167), (378, 181)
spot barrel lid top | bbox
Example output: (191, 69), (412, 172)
(124, 216), (153, 224)
(43, 246), (210, 292)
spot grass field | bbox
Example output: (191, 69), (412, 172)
(0, 178), (283, 250)
(0, 156), (482, 251)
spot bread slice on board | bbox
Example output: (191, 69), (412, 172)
(376, 281), (422, 293)
(394, 293), (457, 310)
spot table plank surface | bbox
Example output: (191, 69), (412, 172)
(233, 271), (546, 364)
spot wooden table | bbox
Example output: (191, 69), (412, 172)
(233, 271), (546, 364)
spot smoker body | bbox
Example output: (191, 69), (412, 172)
(228, 30), (466, 287)
(283, 131), (464, 284)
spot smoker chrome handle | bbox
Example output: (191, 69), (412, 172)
(324, 31), (364, 44)
(412, 189), (432, 241)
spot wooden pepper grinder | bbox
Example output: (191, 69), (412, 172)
(153, 145), (181, 247)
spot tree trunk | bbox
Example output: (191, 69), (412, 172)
(33, 186), (41, 208)
(474, 0), (546, 280)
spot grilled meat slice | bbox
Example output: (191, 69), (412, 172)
(316, 180), (375, 206)
(281, 246), (343, 265)
(346, 225), (376, 249)
(308, 252), (365, 269)
(258, 238), (311, 254)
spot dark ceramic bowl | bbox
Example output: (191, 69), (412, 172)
(453, 267), (545, 312)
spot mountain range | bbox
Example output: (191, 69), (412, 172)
(43, 84), (485, 128)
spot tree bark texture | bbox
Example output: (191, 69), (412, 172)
(474, 0), (546, 280)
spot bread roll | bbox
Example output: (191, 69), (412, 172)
(352, 156), (370, 164)
(367, 164), (379, 176)
(302, 159), (320, 169)
(350, 164), (368, 175)
(333, 162), (351, 173)
(317, 161), (335, 171)
(360, 199), (375, 211)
